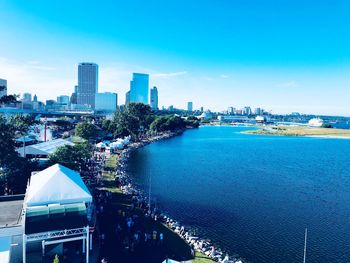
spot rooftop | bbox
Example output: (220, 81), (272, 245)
(0, 195), (24, 227)
(16, 138), (74, 157)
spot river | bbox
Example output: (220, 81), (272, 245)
(127, 126), (350, 262)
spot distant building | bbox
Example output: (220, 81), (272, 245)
(218, 115), (249, 123)
(168, 105), (174, 112)
(187, 101), (193, 112)
(255, 115), (266, 123)
(150, 86), (158, 110)
(0, 78), (7, 98)
(56, 95), (70, 110)
(70, 85), (78, 105)
(77, 62), (98, 109)
(227, 107), (235, 115)
(45, 100), (56, 111)
(200, 106), (204, 112)
(254, 107), (262, 115)
(33, 94), (38, 102)
(23, 93), (32, 103)
(125, 91), (130, 105)
(57, 95), (70, 105)
(308, 118), (324, 127)
(243, 106), (252, 116)
(95, 92), (118, 113)
(129, 73), (149, 104)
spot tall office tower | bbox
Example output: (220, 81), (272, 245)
(125, 91), (130, 105)
(254, 107), (262, 115)
(187, 101), (193, 112)
(150, 86), (158, 110)
(243, 106), (252, 116)
(129, 73), (149, 104)
(77, 63), (98, 109)
(0, 79), (7, 97)
(23, 93), (32, 102)
(200, 106), (204, 112)
(70, 85), (78, 104)
(33, 94), (38, 102)
(228, 107), (236, 115)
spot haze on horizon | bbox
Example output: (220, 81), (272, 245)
(0, 0), (349, 116)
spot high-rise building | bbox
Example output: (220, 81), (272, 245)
(70, 85), (78, 105)
(254, 107), (262, 115)
(0, 79), (7, 98)
(200, 106), (204, 112)
(23, 93), (32, 102)
(125, 91), (130, 105)
(150, 86), (158, 110)
(187, 101), (193, 112)
(228, 107), (236, 115)
(129, 73), (149, 104)
(95, 92), (118, 113)
(33, 94), (38, 102)
(77, 63), (98, 109)
(243, 106), (252, 116)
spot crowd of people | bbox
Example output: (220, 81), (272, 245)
(84, 136), (244, 263)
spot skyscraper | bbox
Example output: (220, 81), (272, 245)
(70, 85), (78, 105)
(23, 93), (32, 102)
(125, 91), (130, 105)
(129, 73), (149, 104)
(187, 101), (193, 112)
(77, 63), (98, 109)
(150, 86), (158, 110)
(0, 79), (7, 98)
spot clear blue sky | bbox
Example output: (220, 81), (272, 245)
(0, 0), (350, 115)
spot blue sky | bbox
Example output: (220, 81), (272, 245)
(0, 0), (350, 115)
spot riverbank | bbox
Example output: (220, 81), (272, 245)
(243, 125), (350, 138)
(116, 131), (244, 263)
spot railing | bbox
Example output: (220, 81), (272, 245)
(26, 227), (87, 242)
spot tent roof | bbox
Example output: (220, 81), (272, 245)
(162, 259), (180, 263)
(96, 142), (106, 148)
(25, 164), (92, 207)
(16, 138), (74, 156)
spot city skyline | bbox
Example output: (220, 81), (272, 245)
(1, 1), (350, 115)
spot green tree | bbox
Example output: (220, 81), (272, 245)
(149, 115), (188, 133)
(48, 142), (92, 171)
(0, 115), (38, 195)
(75, 122), (98, 140)
(53, 254), (59, 263)
(108, 103), (154, 141)
(0, 85), (18, 105)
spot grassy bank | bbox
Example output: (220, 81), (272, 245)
(98, 154), (213, 262)
(245, 126), (350, 138)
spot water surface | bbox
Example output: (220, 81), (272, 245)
(128, 126), (350, 262)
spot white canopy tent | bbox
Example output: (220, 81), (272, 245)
(25, 164), (92, 207)
(95, 142), (106, 149)
(161, 259), (180, 263)
(109, 141), (124, 150)
(16, 138), (74, 157)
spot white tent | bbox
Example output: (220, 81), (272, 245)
(25, 164), (92, 207)
(109, 141), (124, 150)
(161, 259), (180, 263)
(16, 138), (74, 157)
(95, 142), (106, 149)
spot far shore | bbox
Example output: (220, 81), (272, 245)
(243, 125), (350, 139)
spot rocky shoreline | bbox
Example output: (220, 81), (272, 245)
(114, 130), (246, 263)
